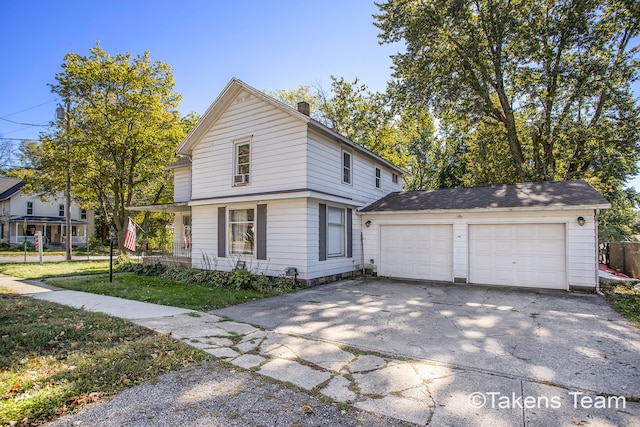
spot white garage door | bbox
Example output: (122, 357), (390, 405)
(379, 225), (453, 281)
(469, 224), (566, 289)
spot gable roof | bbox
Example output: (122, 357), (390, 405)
(0, 177), (23, 201)
(360, 180), (611, 212)
(176, 78), (404, 174)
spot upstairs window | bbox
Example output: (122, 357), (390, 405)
(234, 140), (251, 186)
(342, 151), (352, 184)
(81, 209), (87, 220)
(392, 173), (399, 184)
(375, 168), (381, 189)
(26, 202), (33, 215)
(59, 204), (65, 217)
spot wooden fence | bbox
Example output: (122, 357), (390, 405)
(604, 242), (640, 280)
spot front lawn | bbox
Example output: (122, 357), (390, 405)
(48, 273), (269, 311)
(0, 261), (110, 279)
(0, 290), (209, 426)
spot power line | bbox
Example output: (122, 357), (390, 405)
(0, 99), (57, 119)
(0, 116), (50, 127)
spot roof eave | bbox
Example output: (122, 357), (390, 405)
(358, 204), (612, 214)
(307, 121), (406, 175)
(176, 78), (311, 155)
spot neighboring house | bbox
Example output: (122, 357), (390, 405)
(0, 177), (95, 247)
(133, 78), (609, 290)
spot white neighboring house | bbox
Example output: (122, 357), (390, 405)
(132, 78), (610, 290)
(0, 177), (95, 248)
(132, 78), (404, 283)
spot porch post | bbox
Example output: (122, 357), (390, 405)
(15, 222), (18, 244)
(43, 224), (47, 247)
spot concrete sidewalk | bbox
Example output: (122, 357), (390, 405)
(2, 274), (639, 426)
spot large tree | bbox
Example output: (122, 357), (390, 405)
(23, 44), (188, 250)
(375, 0), (640, 186)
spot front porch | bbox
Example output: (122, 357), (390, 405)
(8, 216), (88, 248)
(127, 202), (192, 265)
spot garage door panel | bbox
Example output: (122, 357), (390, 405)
(380, 225), (452, 282)
(469, 224), (566, 289)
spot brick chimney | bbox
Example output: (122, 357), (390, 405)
(297, 101), (310, 116)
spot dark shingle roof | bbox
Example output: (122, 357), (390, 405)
(0, 177), (23, 200)
(360, 180), (610, 212)
(165, 156), (192, 170)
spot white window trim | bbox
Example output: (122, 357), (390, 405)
(26, 201), (33, 215)
(392, 173), (399, 184)
(342, 150), (352, 185)
(233, 138), (251, 187)
(327, 206), (346, 258)
(375, 167), (381, 189)
(228, 206), (256, 256)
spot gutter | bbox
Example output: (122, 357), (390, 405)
(595, 208), (603, 295)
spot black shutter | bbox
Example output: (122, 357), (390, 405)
(319, 203), (327, 261)
(256, 204), (267, 260)
(218, 207), (226, 257)
(347, 208), (352, 258)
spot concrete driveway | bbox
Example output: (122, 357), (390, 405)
(214, 278), (640, 425)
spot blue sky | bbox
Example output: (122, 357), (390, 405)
(1, 0), (638, 189)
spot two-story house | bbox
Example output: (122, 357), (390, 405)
(133, 78), (610, 291)
(134, 78), (404, 283)
(0, 177), (94, 248)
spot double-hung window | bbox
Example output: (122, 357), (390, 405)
(229, 209), (254, 255)
(234, 141), (251, 186)
(59, 204), (65, 217)
(26, 202), (33, 215)
(375, 168), (381, 189)
(342, 151), (352, 184)
(327, 207), (345, 257)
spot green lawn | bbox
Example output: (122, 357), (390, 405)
(0, 261), (110, 279)
(600, 281), (640, 327)
(49, 273), (268, 311)
(0, 290), (209, 426)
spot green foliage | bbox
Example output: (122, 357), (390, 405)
(117, 262), (299, 294)
(598, 187), (640, 242)
(375, 0), (640, 186)
(600, 280), (640, 327)
(19, 43), (193, 251)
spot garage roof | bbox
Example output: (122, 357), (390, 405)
(360, 180), (611, 212)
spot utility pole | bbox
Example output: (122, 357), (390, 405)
(57, 100), (72, 261)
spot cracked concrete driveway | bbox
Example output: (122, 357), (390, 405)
(213, 279), (640, 411)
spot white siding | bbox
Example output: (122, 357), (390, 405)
(173, 167), (191, 203)
(191, 199), (310, 279)
(360, 209), (599, 289)
(306, 199), (362, 280)
(307, 129), (403, 207)
(9, 192), (85, 220)
(191, 91), (308, 200)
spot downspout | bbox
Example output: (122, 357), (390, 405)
(595, 209), (603, 295)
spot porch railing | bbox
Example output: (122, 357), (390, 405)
(12, 236), (36, 245)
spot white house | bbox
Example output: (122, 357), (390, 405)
(0, 177), (94, 248)
(135, 78), (609, 290)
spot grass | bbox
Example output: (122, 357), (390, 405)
(48, 273), (270, 311)
(0, 290), (210, 426)
(0, 261), (110, 279)
(600, 280), (640, 327)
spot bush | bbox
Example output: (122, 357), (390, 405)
(117, 262), (299, 294)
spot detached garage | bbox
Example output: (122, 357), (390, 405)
(359, 180), (610, 291)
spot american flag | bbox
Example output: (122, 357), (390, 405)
(124, 218), (137, 251)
